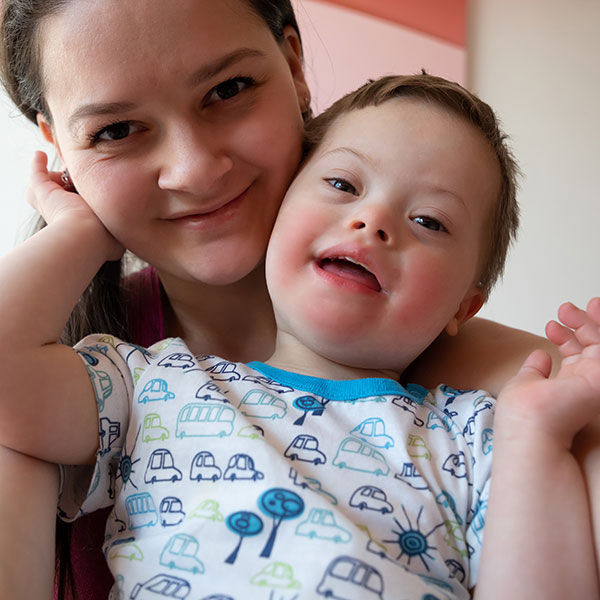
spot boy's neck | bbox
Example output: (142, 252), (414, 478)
(266, 330), (402, 382)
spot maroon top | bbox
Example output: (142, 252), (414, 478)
(56, 267), (165, 599)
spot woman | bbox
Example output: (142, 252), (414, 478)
(0, 1), (560, 598)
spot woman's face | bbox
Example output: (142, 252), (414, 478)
(37, 0), (308, 285)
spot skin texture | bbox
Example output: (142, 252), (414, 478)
(0, 98), (598, 598)
(266, 100), (495, 379)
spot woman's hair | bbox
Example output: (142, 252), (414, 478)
(303, 73), (520, 298)
(0, 1), (305, 598)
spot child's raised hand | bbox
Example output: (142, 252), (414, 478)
(497, 298), (600, 449)
(27, 151), (123, 260)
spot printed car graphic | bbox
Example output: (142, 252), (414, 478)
(407, 434), (431, 460)
(158, 352), (195, 369)
(349, 485), (393, 514)
(284, 434), (326, 464)
(189, 451), (222, 482)
(142, 413), (169, 442)
(223, 453), (264, 481)
(442, 452), (468, 478)
(238, 389), (287, 420)
(176, 402), (235, 438)
(160, 496), (185, 527)
(137, 378), (175, 404)
(295, 508), (351, 543)
(125, 492), (158, 529)
(99, 417), (120, 456)
(160, 533), (205, 574)
(130, 573), (191, 599)
(332, 437), (390, 476)
(242, 374), (294, 393)
(317, 555), (384, 599)
(145, 449), (183, 483)
(205, 361), (241, 381)
(250, 562), (300, 590)
(189, 499), (224, 522)
(350, 417), (394, 449)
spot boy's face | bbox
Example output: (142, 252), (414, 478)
(265, 98), (500, 376)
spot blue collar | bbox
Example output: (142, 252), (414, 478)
(247, 361), (428, 404)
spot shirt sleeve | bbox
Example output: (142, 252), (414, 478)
(58, 334), (135, 521)
(431, 385), (495, 589)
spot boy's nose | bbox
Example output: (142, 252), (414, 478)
(351, 220), (390, 243)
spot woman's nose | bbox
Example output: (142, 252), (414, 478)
(157, 125), (233, 194)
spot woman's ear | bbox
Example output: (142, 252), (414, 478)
(36, 113), (54, 144)
(281, 25), (311, 114)
(445, 288), (485, 337)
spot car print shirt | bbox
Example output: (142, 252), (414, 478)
(59, 335), (495, 600)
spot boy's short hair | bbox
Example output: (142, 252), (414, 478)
(303, 73), (520, 298)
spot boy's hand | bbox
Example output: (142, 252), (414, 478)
(497, 298), (600, 450)
(28, 151), (123, 261)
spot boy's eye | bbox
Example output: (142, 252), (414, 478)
(412, 216), (448, 232)
(325, 178), (358, 195)
(205, 77), (255, 105)
(90, 121), (137, 143)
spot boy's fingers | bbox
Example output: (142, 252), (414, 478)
(557, 301), (600, 346)
(514, 349), (553, 382)
(587, 297), (600, 325)
(546, 319), (583, 357)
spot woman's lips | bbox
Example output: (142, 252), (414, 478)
(165, 187), (249, 228)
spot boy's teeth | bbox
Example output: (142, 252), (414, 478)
(319, 257), (381, 292)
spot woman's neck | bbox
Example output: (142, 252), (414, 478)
(158, 264), (276, 363)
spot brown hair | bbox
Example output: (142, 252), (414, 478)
(0, 1), (306, 598)
(303, 73), (520, 298)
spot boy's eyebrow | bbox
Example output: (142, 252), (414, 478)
(320, 146), (377, 167)
(68, 48), (264, 131)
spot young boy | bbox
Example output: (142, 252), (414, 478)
(1, 74), (599, 600)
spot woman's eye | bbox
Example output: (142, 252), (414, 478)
(325, 178), (358, 195)
(413, 216), (448, 232)
(90, 121), (136, 144)
(205, 77), (255, 105)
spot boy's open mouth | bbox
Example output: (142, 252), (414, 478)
(317, 257), (382, 292)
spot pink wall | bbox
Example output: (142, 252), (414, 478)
(294, 0), (466, 113)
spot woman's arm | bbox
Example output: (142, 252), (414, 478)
(0, 446), (58, 600)
(406, 316), (561, 396)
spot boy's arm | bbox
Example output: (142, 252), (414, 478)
(476, 299), (600, 599)
(0, 446), (58, 600)
(406, 317), (561, 396)
(573, 417), (600, 567)
(0, 152), (123, 465)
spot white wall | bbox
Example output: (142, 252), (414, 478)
(468, 0), (600, 334)
(0, 93), (49, 251)
(1, 1), (599, 337)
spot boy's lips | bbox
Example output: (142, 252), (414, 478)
(315, 248), (383, 293)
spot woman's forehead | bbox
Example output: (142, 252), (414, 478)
(38, 0), (275, 117)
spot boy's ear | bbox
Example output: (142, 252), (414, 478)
(281, 25), (311, 115)
(36, 113), (64, 161)
(445, 287), (485, 337)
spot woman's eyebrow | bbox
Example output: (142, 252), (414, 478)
(67, 48), (265, 132)
(68, 101), (136, 133)
(187, 47), (265, 88)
